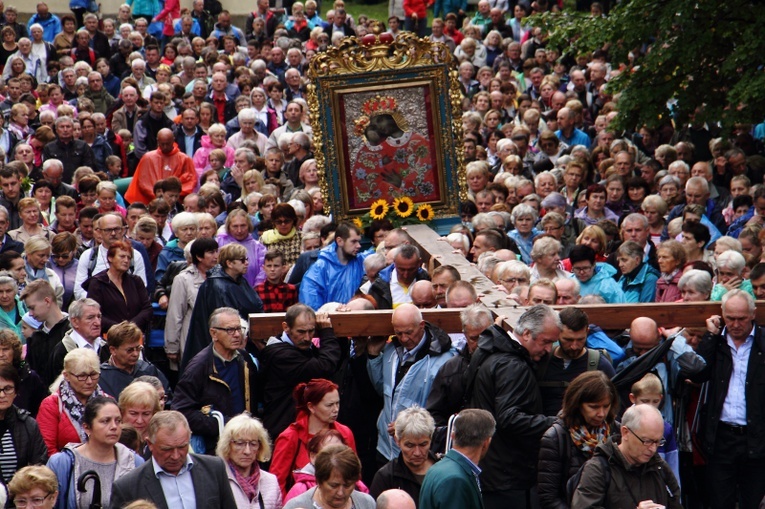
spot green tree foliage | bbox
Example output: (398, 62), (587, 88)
(530, 0), (765, 133)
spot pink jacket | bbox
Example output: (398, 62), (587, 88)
(284, 464), (369, 503)
(192, 135), (235, 179)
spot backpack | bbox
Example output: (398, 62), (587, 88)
(537, 348), (608, 389)
(565, 452), (673, 505)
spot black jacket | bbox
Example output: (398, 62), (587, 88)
(426, 347), (470, 426)
(99, 358), (172, 403)
(2, 404), (49, 468)
(692, 324), (765, 459)
(466, 324), (555, 492)
(369, 451), (438, 502)
(173, 124), (204, 158)
(152, 260), (186, 303)
(182, 265), (264, 371)
(203, 95), (237, 123)
(172, 344), (259, 453)
(42, 139), (96, 184)
(0, 233), (23, 253)
(14, 362), (49, 417)
(538, 419), (618, 509)
(26, 316), (71, 387)
(259, 327), (346, 439)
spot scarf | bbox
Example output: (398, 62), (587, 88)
(59, 380), (105, 439)
(25, 261), (49, 283)
(230, 461), (261, 502)
(260, 227), (297, 244)
(570, 422), (610, 458)
(660, 268), (680, 283)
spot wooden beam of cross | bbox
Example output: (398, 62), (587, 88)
(248, 223), (764, 338)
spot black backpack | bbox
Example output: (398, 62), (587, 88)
(566, 454), (610, 505)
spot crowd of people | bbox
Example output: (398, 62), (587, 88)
(0, 0), (760, 507)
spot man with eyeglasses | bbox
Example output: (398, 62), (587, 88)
(572, 404), (681, 509)
(111, 410), (236, 509)
(99, 321), (171, 402)
(691, 290), (765, 508)
(172, 307), (258, 453)
(49, 298), (109, 378)
(73, 213), (149, 300)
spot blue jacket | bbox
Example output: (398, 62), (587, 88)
(0, 296), (25, 339)
(618, 262), (660, 303)
(27, 13), (61, 43)
(576, 262), (625, 303)
(89, 134), (113, 172)
(508, 228), (540, 264)
(299, 243), (366, 311)
(47, 442), (143, 509)
(68, 0), (89, 10)
(587, 325), (625, 365)
(103, 73), (121, 99)
(126, 0), (159, 17)
(368, 322), (457, 460)
(155, 238), (184, 284)
(433, 0), (467, 19)
(173, 17), (201, 36)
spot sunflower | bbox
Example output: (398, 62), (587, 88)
(415, 203), (434, 222)
(392, 197), (415, 218)
(352, 217), (364, 229)
(370, 199), (389, 220)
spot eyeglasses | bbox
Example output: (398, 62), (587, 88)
(231, 439), (259, 450)
(233, 258), (249, 263)
(571, 265), (594, 273)
(0, 385), (15, 395)
(51, 252), (73, 259)
(70, 372), (100, 382)
(13, 494), (53, 508)
(212, 326), (244, 336)
(122, 345), (144, 354)
(500, 277), (528, 284)
(97, 226), (126, 235)
(626, 426), (665, 448)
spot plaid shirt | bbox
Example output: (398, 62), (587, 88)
(255, 280), (299, 313)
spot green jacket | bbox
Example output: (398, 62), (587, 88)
(420, 449), (483, 509)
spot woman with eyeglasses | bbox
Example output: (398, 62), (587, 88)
(538, 371), (620, 509)
(216, 413), (282, 509)
(0, 364), (48, 485)
(38, 349), (106, 455)
(260, 203), (302, 267)
(47, 396), (144, 509)
(8, 465), (59, 509)
(81, 240), (152, 336)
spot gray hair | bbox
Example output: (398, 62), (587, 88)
(677, 269), (713, 297)
(621, 404), (663, 433)
(658, 175), (681, 189)
(685, 176), (709, 193)
(452, 409), (496, 448)
(497, 260), (531, 280)
(616, 240), (644, 260)
(363, 253), (387, 273)
(471, 213), (495, 231)
(510, 203), (538, 225)
(394, 244), (420, 261)
(237, 108), (256, 123)
(668, 160), (690, 174)
(394, 406), (435, 441)
(0, 271), (17, 293)
(234, 147), (257, 166)
(515, 304), (561, 338)
(0, 205), (8, 221)
(622, 212), (648, 229)
(530, 237), (561, 261)
(69, 298), (100, 319)
(460, 303), (493, 330)
(209, 306), (239, 328)
(170, 211), (199, 232)
(716, 250), (745, 274)
(301, 214), (331, 235)
(148, 410), (191, 443)
(722, 288), (755, 314)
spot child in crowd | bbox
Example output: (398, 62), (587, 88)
(255, 249), (298, 313)
(630, 373), (680, 485)
(106, 155), (123, 181)
(208, 149), (228, 180)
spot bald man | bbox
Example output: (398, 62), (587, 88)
(125, 128), (198, 205)
(367, 303), (456, 461)
(410, 280), (437, 309)
(377, 489), (416, 509)
(616, 317), (705, 427)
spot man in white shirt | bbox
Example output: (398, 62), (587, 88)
(74, 212), (148, 300)
(49, 297), (109, 375)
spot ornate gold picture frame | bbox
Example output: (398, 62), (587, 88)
(306, 26), (466, 222)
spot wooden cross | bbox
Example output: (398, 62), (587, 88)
(248, 224), (764, 338)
